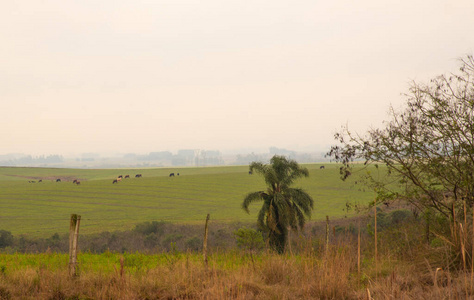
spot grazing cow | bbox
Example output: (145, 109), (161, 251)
(56, 179), (61, 182)
(38, 179), (42, 183)
(249, 171), (253, 175)
(29, 181), (36, 183)
(124, 175), (130, 179)
(117, 177), (122, 182)
(113, 179), (118, 184)
(73, 180), (78, 184)
(177, 173), (180, 176)
(135, 174), (142, 178)
(75, 181), (81, 185)
(320, 166), (325, 169)
(169, 173), (175, 177)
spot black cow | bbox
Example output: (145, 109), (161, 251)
(73, 180), (78, 184)
(75, 181), (81, 185)
(38, 179), (42, 183)
(113, 179), (118, 184)
(56, 179), (61, 182)
(135, 174), (142, 178)
(118, 175), (123, 179)
(177, 173), (180, 176)
(320, 166), (325, 169)
(249, 171), (253, 175)
(124, 175), (130, 179)
(169, 173), (175, 177)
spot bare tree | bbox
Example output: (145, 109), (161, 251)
(328, 54), (474, 218)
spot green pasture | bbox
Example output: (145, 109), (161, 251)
(0, 251), (299, 274)
(0, 164), (375, 237)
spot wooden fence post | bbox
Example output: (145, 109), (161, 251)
(358, 220), (361, 278)
(69, 214), (81, 277)
(325, 215), (329, 253)
(203, 214), (210, 267)
(374, 205), (377, 281)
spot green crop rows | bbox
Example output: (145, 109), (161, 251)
(0, 164), (373, 237)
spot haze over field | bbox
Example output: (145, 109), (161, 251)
(2, 1), (473, 156)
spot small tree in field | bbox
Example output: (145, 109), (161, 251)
(328, 54), (474, 219)
(242, 155), (314, 253)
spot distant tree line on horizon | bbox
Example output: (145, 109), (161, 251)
(0, 154), (63, 166)
(124, 150), (224, 166)
(0, 147), (328, 168)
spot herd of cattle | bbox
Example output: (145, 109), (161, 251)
(27, 166), (326, 184)
(112, 174), (140, 184)
(27, 172), (183, 184)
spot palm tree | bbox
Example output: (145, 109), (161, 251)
(242, 155), (314, 253)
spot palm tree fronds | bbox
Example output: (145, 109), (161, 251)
(288, 188), (314, 215)
(242, 191), (265, 213)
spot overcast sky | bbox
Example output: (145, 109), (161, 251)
(1, 0), (473, 156)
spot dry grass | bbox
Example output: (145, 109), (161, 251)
(1, 245), (472, 300)
(0, 248), (359, 300)
(3, 216), (474, 299)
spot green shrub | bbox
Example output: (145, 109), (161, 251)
(133, 221), (166, 236)
(389, 210), (411, 225)
(162, 234), (183, 245)
(0, 230), (13, 248)
(234, 228), (265, 252)
(144, 233), (160, 248)
(185, 237), (202, 251)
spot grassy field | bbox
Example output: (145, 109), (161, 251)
(0, 164), (374, 237)
(0, 235), (468, 299)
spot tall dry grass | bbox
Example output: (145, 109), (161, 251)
(0, 248), (358, 299)
(2, 216), (474, 299)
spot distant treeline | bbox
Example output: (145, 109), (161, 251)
(0, 154), (63, 166)
(125, 150), (223, 166)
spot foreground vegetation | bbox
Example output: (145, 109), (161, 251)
(0, 213), (473, 299)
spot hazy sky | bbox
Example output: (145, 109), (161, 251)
(2, 0), (473, 156)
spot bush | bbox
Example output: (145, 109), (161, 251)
(144, 233), (160, 249)
(390, 209), (411, 225)
(162, 234), (183, 246)
(0, 230), (13, 248)
(234, 228), (265, 252)
(133, 221), (166, 236)
(185, 237), (202, 251)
